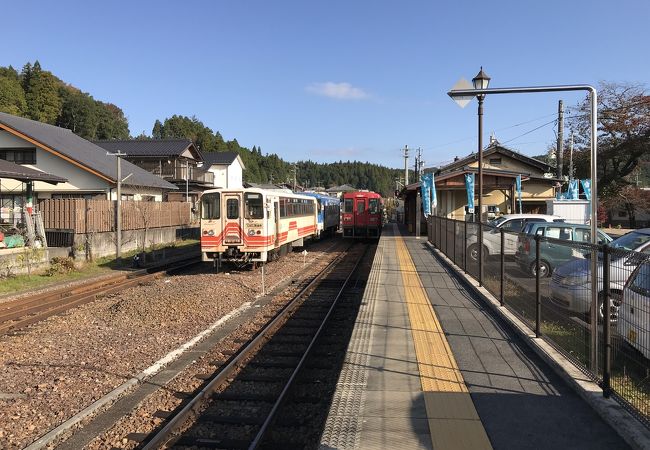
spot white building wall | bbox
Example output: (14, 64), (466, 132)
(0, 129), (165, 200)
(228, 161), (243, 188)
(209, 166), (227, 188)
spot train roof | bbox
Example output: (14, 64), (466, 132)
(342, 190), (382, 199)
(201, 187), (316, 200)
(302, 192), (340, 203)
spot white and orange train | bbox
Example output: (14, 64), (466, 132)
(200, 187), (318, 268)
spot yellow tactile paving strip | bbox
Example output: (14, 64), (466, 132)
(395, 235), (492, 450)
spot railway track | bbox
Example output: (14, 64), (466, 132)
(0, 256), (200, 335)
(141, 242), (370, 449)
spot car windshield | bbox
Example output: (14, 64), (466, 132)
(490, 217), (508, 227)
(610, 231), (650, 252)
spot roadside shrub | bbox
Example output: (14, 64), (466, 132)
(44, 256), (76, 277)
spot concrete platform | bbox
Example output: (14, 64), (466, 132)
(320, 224), (629, 450)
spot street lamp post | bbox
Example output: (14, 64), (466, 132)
(448, 81), (600, 373)
(472, 67), (490, 286)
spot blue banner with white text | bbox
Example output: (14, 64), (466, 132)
(568, 179), (579, 200)
(465, 173), (475, 212)
(420, 173), (432, 217)
(580, 179), (591, 201)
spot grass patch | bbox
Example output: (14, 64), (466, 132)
(0, 239), (199, 297)
(0, 264), (108, 297)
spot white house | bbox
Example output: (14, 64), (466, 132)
(201, 151), (245, 189)
(0, 112), (177, 212)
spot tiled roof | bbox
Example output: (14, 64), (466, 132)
(0, 113), (177, 190)
(94, 139), (195, 158)
(202, 151), (239, 166)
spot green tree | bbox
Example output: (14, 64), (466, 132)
(23, 63), (62, 124)
(57, 86), (98, 139)
(95, 102), (129, 139)
(0, 74), (27, 116)
(152, 120), (163, 139)
(569, 82), (650, 197)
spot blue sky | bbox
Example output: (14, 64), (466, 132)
(3, 1), (648, 169)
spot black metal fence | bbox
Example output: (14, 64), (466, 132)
(428, 215), (650, 426)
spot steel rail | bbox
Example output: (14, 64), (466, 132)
(0, 257), (200, 334)
(142, 242), (357, 450)
(248, 244), (367, 449)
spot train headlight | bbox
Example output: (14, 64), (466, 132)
(248, 229), (256, 236)
(208, 230), (215, 236)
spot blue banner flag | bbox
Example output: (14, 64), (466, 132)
(568, 179), (579, 200)
(515, 175), (522, 213)
(465, 173), (475, 212)
(431, 172), (437, 210)
(580, 179), (591, 201)
(420, 173), (432, 217)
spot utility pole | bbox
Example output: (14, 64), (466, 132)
(107, 150), (127, 262)
(557, 100), (564, 179)
(569, 132), (574, 181)
(414, 147), (423, 180)
(292, 163), (297, 191)
(403, 145), (409, 186)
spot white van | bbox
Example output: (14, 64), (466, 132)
(467, 214), (565, 262)
(620, 259), (650, 359)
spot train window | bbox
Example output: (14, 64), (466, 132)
(344, 199), (353, 213)
(369, 199), (379, 214)
(244, 193), (264, 219)
(280, 198), (286, 217)
(226, 198), (239, 219)
(201, 193), (220, 219)
(357, 200), (365, 214)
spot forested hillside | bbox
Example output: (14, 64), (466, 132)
(0, 61), (400, 196)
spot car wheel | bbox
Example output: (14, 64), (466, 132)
(598, 291), (622, 324)
(468, 243), (488, 262)
(530, 260), (551, 278)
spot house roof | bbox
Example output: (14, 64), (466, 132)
(0, 159), (67, 184)
(202, 151), (241, 167)
(439, 141), (553, 174)
(326, 184), (356, 193)
(0, 113), (177, 190)
(94, 139), (198, 158)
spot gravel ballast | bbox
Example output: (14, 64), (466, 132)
(0, 242), (341, 449)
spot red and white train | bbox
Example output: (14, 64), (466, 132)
(341, 190), (383, 239)
(200, 187), (317, 268)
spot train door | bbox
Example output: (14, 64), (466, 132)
(223, 193), (242, 244)
(354, 196), (367, 236)
(274, 200), (280, 245)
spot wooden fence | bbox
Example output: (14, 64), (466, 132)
(39, 199), (192, 233)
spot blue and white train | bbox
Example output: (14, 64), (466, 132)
(302, 192), (340, 238)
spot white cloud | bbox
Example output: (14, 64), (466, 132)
(305, 82), (370, 100)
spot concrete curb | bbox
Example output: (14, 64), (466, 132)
(425, 241), (650, 450)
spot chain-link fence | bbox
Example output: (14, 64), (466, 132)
(427, 215), (650, 427)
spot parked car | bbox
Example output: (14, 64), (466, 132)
(619, 259), (650, 359)
(467, 214), (565, 262)
(550, 228), (650, 322)
(514, 222), (612, 277)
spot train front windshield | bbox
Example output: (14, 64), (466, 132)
(369, 199), (379, 214)
(201, 193), (220, 219)
(245, 193), (264, 219)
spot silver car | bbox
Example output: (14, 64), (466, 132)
(550, 229), (650, 321)
(467, 214), (565, 262)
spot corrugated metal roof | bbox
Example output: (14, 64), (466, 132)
(0, 113), (177, 190)
(94, 139), (194, 157)
(202, 151), (239, 166)
(0, 159), (67, 184)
